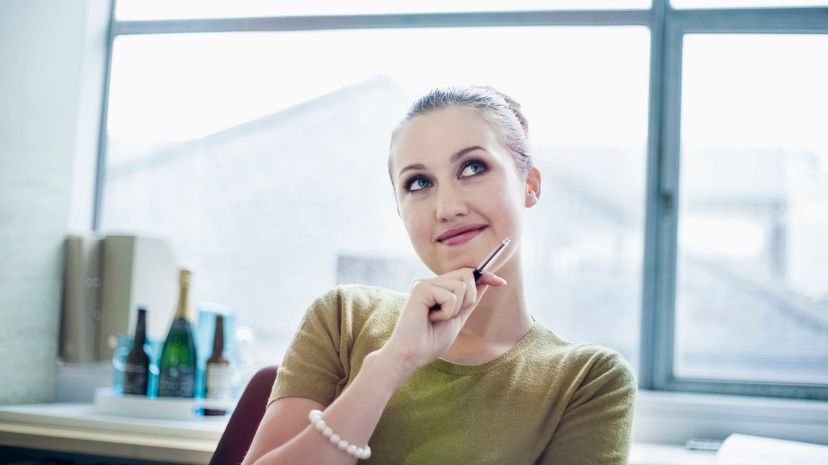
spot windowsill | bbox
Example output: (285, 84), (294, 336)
(630, 443), (717, 465)
(633, 389), (828, 446)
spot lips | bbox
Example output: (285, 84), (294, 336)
(437, 224), (487, 242)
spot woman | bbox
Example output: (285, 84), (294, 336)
(242, 85), (636, 464)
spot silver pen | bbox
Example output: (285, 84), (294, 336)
(472, 237), (511, 282)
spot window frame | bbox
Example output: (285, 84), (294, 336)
(94, 0), (828, 401)
(645, 5), (828, 400)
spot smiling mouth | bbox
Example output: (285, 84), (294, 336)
(438, 225), (487, 246)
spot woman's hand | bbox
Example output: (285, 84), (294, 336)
(377, 267), (507, 382)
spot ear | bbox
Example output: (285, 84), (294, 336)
(524, 166), (541, 208)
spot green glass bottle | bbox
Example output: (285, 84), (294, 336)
(158, 268), (197, 398)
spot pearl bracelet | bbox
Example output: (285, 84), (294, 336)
(308, 409), (372, 460)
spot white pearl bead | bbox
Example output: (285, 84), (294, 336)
(306, 410), (371, 459)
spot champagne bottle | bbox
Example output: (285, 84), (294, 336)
(205, 314), (232, 399)
(158, 268), (197, 398)
(123, 307), (149, 396)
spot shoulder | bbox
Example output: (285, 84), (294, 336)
(531, 324), (636, 392)
(304, 284), (407, 334)
(334, 283), (408, 310)
(307, 284), (406, 313)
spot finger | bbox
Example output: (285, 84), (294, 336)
(426, 274), (470, 292)
(424, 276), (467, 317)
(426, 268), (502, 317)
(455, 272), (507, 320)
(451, 281), (467, 319)
(439, 268), (505, 288)
(476, 271), (507, 287)
(426, 285), (458, 322)
(442, 280), (466, 320)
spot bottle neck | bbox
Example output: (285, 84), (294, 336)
(133, 311), (146, 348)
(174, 280), (191, 321)
(210, 316), (225, 358)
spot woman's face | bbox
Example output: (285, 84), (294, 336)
(390, 106), (539, 276)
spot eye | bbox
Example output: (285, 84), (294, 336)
(460, 160), (488, 177)
(405, 176), (432, 192)
(402, 159), (488, 194)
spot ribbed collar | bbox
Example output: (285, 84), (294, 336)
(427, 320), (542, 375)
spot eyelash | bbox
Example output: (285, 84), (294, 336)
(402, 159), (489, 193)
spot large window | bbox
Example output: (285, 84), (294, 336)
(102, 26), (650, 369)
(98, 1), (828, 400)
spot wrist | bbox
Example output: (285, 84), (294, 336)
(364, 347), (416, 391)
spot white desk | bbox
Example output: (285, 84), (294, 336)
(0, 403), (228, 464)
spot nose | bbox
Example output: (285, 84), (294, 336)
(435, 186), (469, 221)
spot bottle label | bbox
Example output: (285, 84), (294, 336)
(158, 317), (196, 398)
(123, 363), (148, 396)
(205, 365), (232, 399)
(158, 366), (195, 397)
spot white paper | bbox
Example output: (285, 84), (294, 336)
(717, 433), (828, 465)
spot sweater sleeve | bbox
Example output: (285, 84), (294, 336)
(536, 350), (637, 465)
(266, 287), (346, 408)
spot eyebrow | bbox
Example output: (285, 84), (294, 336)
(397, 145), (487, 179)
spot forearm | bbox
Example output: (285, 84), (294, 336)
(251, 349), (411, 465)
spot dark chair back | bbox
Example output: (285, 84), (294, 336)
(209, 365), (278, 465)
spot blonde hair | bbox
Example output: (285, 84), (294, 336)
(388, 85), (532, 187)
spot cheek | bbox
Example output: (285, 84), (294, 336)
(486, 183), (523, 229)
(403, 208), (431, 238)
(488, 180), (519, 210)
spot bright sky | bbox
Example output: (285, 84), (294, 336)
(682, 34), (828, 159)
(106, 26), (651, 148)
(107, 27), (827, 166)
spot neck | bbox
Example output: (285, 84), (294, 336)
(457, 249), (534, 344)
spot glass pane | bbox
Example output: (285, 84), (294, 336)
(116, 0), (651, 20)
(672, 0), (828, 8)
(676, 34), (828, 384)
(103, 27), (649, 370)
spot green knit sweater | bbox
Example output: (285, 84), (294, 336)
(268, 284), (636, 464)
